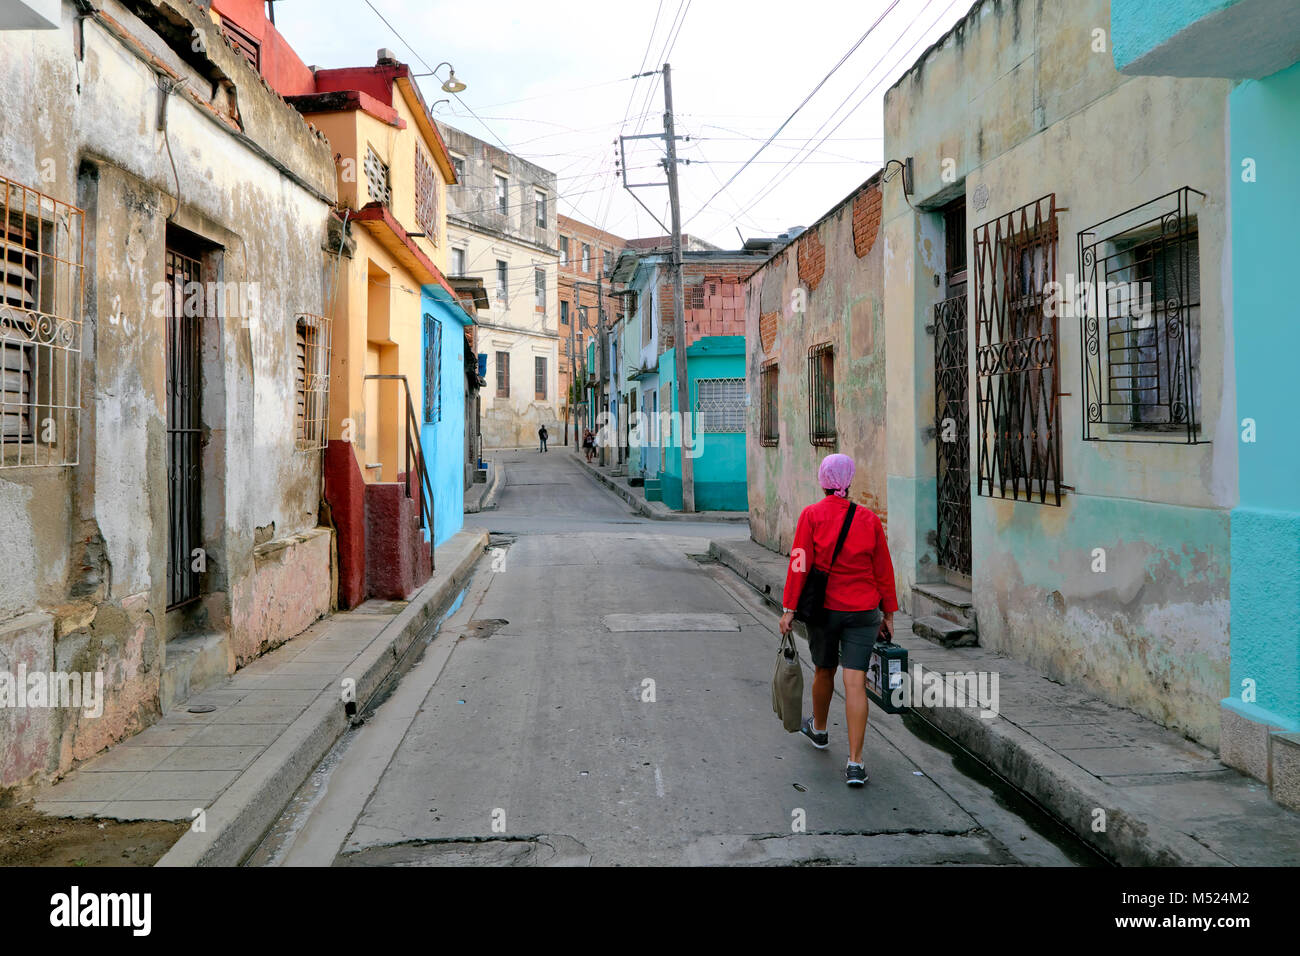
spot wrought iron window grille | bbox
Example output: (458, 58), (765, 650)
(696, 377), (745, 433)
(760, 360), (779, 446)
(1078, 187), (1205, 443)
(807, 342), (836, 447)
(296, 312), (333, 450)
(934, 292), (971, 575)
(974, 193), (1063, 505)
(1, 176), (84, 468)
(422, 312), (441, 425)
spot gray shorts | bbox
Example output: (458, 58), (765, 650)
(805, 608), (883, 671)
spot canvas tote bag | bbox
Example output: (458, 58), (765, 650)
(771, 629), (804, 732)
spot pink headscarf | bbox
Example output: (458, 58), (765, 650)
(818, 453), (855, 497)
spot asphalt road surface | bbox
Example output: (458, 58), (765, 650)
(249, 449), (1099, 867)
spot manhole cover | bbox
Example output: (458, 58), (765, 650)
(602, 613), (740, 632)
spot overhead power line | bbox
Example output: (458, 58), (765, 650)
(684, 0), (901, 227)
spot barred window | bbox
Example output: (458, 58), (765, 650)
(535, 356), (547, 399)
(423, 312), (441, 424)
(364, 146), (391, 207)
(687, 284), (705, 309)
(559, 236), (569, 265)
(696, 377), (745, 433)
(451, 247), (466, 276)
(1079, 187), (1204, 442)
(414, 145), (438, 241)
(760, 360), (779, 446)
(974, 193), (1061, 504)
(451, 155), (465, 182)
(496, 351), (510, 397)
(535, 267), (545, 310)
(535, 190), (547, 228)
(560, 300), (569, 325)
(295, 313), (332, 449)
(808, 343), (835, 446)
(1, 176), (84, 467)
(581, 244), (591, 272)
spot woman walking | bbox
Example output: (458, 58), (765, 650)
(779, 453), (898, 787)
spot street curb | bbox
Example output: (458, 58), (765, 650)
(479, 458), (504, 511)
(466, 458), (503, 513)
(155, 529), (489, 867)
(708, 537), (1228, 867)
(571, 450), (749, 523)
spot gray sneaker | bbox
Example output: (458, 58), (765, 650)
(845, 763), (868, 787)
(800, 717), (829, 750)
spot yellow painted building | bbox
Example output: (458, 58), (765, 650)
(292, 52), (459, 482)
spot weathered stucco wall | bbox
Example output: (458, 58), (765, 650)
(881, 0), (1235, 746)
(746, 176), (889, 556)
(439, 121), (559, 447)
(0, 0), (336, 789)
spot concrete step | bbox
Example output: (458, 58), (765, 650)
(912, 582), (977, 631)
(161, 630), (231, 713)
(912, 614), (978, 648)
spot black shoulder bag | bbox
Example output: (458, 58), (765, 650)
(793, 503), (857, 628)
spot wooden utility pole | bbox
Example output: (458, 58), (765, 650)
(662, 63), (694, 512)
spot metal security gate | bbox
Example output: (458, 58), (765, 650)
(934, 293), (971, 577)
(166, 247), (202, 609)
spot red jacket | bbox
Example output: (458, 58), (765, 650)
(782, 496), (899, 614)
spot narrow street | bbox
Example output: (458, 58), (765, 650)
(250, 449), (1098, 867)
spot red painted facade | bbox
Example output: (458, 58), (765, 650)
(208, 0), (315, 95)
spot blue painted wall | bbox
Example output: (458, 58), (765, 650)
(658, 336), (748, 512)
(420, 287), (472, 548)
(1226, 60), (1300, 731)
(1111, 0), (1239, 70)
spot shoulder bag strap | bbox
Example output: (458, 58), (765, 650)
(828, 503), (857, 571)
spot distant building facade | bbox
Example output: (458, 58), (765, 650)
(438, 122), (559, 449)
(556, 214), (625, 443)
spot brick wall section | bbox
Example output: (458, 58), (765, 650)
(853, 186), (882, 258)
(657, 263), (752, 351)
(759, 311), (779, 355)
(797, 228), (825, 290)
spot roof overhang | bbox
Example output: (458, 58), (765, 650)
(352, 203), (461, 305)
(286, 89), (404, 128)
(394, 73), (459, 183)
(449, 275), (489, 312)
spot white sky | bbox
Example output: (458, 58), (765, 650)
(273, 0), (974, 248)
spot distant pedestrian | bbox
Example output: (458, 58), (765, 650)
(538, 425), (548, 453)
(780, 453), (897, 787)
(582, 428), (596, 462)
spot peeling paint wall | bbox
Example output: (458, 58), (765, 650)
(881, 0), (1235, 746)
(0, 0), (336, 789)
(746, 177), (890, 556)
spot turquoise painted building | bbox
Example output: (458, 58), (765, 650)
(1114, 0), (1300, 804)
(657, 335), (748, 512)
(420, 285), (474, 547)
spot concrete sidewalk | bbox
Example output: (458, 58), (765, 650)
(571, 448), (749, 523)
(711, 536), (1300, 867)
(34, 529), (488, 867)
(463, 458), (503, 513)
